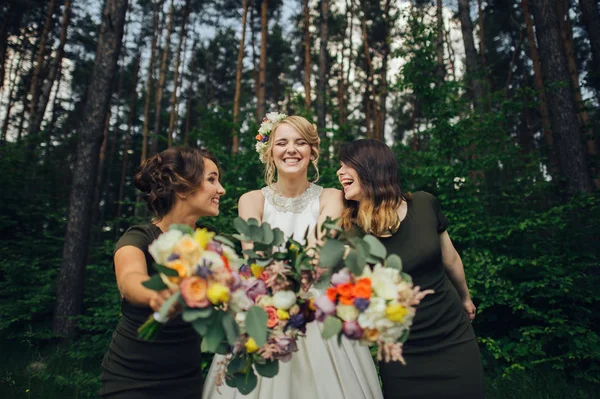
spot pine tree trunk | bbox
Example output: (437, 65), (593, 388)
(436, 0), (445, 81)
(360, 0), (380, 139)
(232, 0), (248, 154)
(1, 39), (26, 144)
(141, 0), (162, 162)
(578, 0), (600, 99)
(256, 0), (268, 120)
(0, 3), (26, 92)
(337, 42), (346, 126)
(53, 0), (129, 338)
(28, 0), (72, 138)
(303, 0), (311, 108)
(183, 40), (198, 146)
(457, 0), (486, 110)
(317, 0), (328, 132)
(27, 0), (57, 128)
(530, 0), (592, 194)
(151, 0), (174, 155)
(476, 0), (486, 66)
(167, 0), (190, 147)
(379, 0), (390, 140)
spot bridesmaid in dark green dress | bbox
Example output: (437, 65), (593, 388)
(337, 140), (484, 399)
(99, 147), (226, 398)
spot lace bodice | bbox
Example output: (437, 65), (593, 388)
(261, 183), (322, 244)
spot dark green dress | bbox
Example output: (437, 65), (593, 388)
(99, 224), (203, 398)
(377, 192), (484, 399)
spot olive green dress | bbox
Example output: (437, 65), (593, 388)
(377, 192), (484, 399)
(99, 224), (203, 398)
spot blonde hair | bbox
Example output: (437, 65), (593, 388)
(263, 116), (321, 186)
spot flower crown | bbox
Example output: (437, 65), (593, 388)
(255, 112), (287, 163)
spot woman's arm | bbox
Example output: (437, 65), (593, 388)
(440, 231), (476, 320)
(316, 188), (344, 239)
(238, 190), (264, 249)
(115, 246), (177, 313)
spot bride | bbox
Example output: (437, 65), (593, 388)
(202, 114), (382, 399)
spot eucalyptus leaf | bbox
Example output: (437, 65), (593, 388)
(232, 233), (250, 242)
(254, 360), (279, 378)
(182, 307), (213, 322)
(225, 376), (237, 388)
(141, 274), (168, 291)
(319, 239), (346, 268)
(227, 355), (246, 375)
(272, 228), (285, 246)
(214, 235), (236, 248)
(401, 272), (413, 284)
(261, 223), (274, 245)
(234, 217), (250, 235)
(344, 249), (366, 276)
(321, 316), (343, 340)
(152, 263), (179, 277)
(363, 235), (387, 260)
(235, 369), (258, 395)
(192, 317), (210, 336)
(158, 291), (181, 320)
(246, 218), (260, 227)
(246, 306), (268, 347)
(248, 225), (264, 242)
(242, 249), (257, 258)
(386, 254), (403, 271)
(203, 312), (225, 352)
(222, 313), (240, 346)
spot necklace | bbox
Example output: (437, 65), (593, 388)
(262, 183), (322, 213)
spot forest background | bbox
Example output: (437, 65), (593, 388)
(0, 0), (599, 397)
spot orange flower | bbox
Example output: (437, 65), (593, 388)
(326, 287), (338, 302)
(337, 283), (355, 299)
(339, 296), (355, 305)
(180, 277), (210, 308)
(264, 306), (279, 328)
(363, 328), (380, 342)
(221, 255), (231, 272)
(256, 134), (263, 141)
(353, 278), (372, 299)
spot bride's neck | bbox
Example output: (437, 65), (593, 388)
(274, 174), (310, 198)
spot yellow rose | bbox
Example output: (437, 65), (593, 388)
(363, 328), (380, 342)
(166, 259), (191, 280)
(250, 264), (265, 278)
(207, 283), (230, 304)
(276, 309), (290, 320)
(245, 337), (259, 353)
(385, 304), (408, 322)
(175, 236), (202, 263)
(194, 228), (215, 249)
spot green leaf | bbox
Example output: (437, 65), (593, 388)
(401, 272), (412, 284)
(246, 218), (260, 227)
(234, 217), (250, 235)
(214, 235), (236, 248)
(169, 224), (194, 235)
(158, 291), (180, 320)
(248, 225), (264, 242)
(192, 317), (211, 336)
(386, 254), (403, 271)
(254, 360), (279, 378)
(319, 239), (346, 268)
(232, 233), (250, 242)
(322, 316), (343, 340)
(261, 223), (274, 245)
(242, 249), (257, 258)
(225, 376), (237, 388)
(141, 274), (168, 291)
(344, 249), (366, 276)
(235, 368), (258, 395)
(222, 313), (240, 346)
(246, 306), (268, 347)
(363, 235), (387, 260)
(182, 307), (213, 322)
(203, 311), (225, 352)
(227, 355), (247, 375)
(152, 262), (179, 277)
(272, 228), (285, 246)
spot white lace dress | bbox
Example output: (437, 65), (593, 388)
(202, 184), (383, 399)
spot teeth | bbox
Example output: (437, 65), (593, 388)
(284, 158), (300, 164)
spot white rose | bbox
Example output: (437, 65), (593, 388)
(357, 297), (386, 330)
(371, 264), (400, 300)
(198, 251), (224, 270)
(230, 290), (253, 313)
(148, 229), (183, 265)
(272, 290), (297, 310)
(336, 304), (359, 322)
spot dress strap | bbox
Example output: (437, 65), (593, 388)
(261, 183), (322, 213)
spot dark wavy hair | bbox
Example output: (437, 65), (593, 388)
(134, 147), (218, 219)
(339, 139), (410, 236)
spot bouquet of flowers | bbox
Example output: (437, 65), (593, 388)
(310, 220), (433, 364)
(138, 220), (316, 394)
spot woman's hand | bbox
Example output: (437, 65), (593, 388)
(462, 296), (476, 321)
(148, 287), (180, 316)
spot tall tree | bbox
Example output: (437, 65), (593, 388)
(530, 0), (592, 194)
(232, 0), (249, 154)
(256, 0), (268, 119)
(317, 0), (328, 131)
(303, 0), (312, 108)
(0, 2), (26, 92)
(457, 0), (486, 110)
(435, 0), (445, 81)
(578, 0), (600, 99)
(53, 0), (129, 337)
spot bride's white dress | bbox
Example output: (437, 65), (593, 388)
(202, 184), (383, 399)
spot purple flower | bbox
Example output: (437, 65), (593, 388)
(330, 269), (351, 287)
(230, 271), (242, 289)
(194, 265), (212, 279)
(342, 321), (363, 340)
(261, 135), (269, 143)
(206, 241), (223, 255)
(353, 298), (370, 312)
(243, 279), (268, 301)
(167, 253), (180, 262)
(313, 295), (336, 315)
(239, 264), (251, 277)
(274, 337), (298, 362)
(286, 313), (307, 333)
(314, 309), (327, 322)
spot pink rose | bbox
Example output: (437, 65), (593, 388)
(243, 279), (268, 301)
(264, 306), (279, 328)
(342, 321), (363, 340)
(331, 269), (351, 287)
(180, 277), (210, 308)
